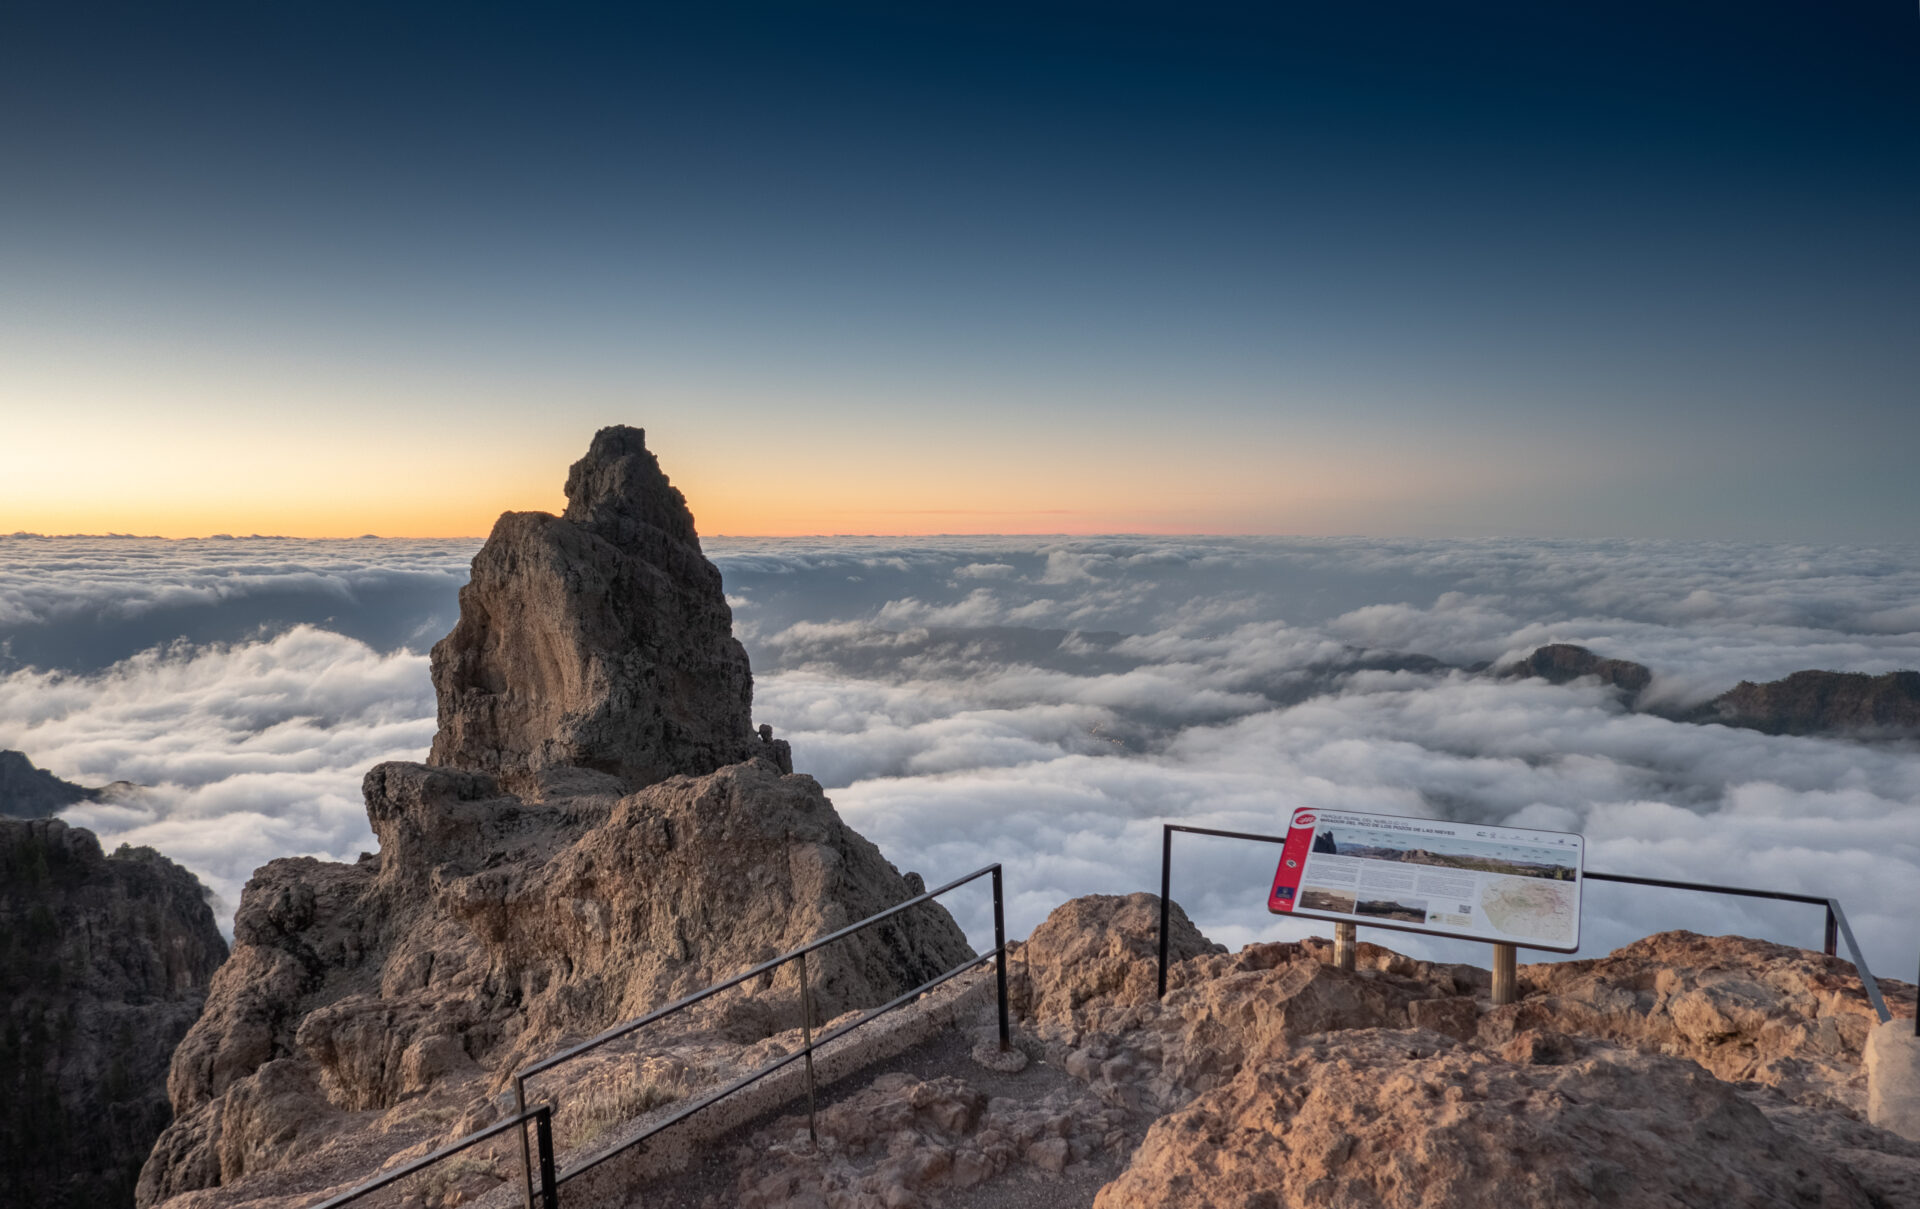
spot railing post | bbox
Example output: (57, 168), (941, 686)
(1824, 905), (1838, 956)
(1157, 825), (1173, 999)
(514, 1075), (535, 1209)
(797, 949), (818, 1145)
(992, 864), (1010, 1050)
(534, 1106), (559, 1209)
(1827, 899), (1891, 1024)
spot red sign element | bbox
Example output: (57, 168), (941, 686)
(1268, 810), (1321, 912)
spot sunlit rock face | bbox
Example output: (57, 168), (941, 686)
(428, 425), (788, 793)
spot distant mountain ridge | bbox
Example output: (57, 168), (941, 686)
(0, 750), (134, 819)
(1500, 644), (1920, 740)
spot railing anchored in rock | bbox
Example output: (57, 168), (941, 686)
(305, 863), (1010, 1209)
(1153, 822), (1892, 1025)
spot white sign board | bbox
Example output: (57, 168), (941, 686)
(1267, 807), (1584, 952)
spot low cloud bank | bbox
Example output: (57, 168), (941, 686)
(2, 535), (1915, 985)
(0, 534), (477, 672)
(0, 625), (431, 920)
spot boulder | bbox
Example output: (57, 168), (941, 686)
(1015, 892), (1222, 1037)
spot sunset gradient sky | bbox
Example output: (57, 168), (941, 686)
(4, 2), (1916, 539)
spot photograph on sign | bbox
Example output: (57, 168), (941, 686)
(1268, 808), (1584, 952)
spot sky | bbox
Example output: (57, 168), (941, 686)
(5, 532), (1917, 989)
(4, 1), (1918, 539)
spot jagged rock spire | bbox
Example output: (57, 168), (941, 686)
(428, 425), (787, 791)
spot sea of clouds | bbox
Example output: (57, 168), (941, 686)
(3, 533), (1917, 984)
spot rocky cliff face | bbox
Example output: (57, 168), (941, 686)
(138, 429), (971, 1208)
(429, 426), (788, 792)
(1704, 669), (1920, 737)
(1, 818), (227, 1209)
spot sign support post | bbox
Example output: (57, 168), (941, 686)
(1333, 921), (1357, 971)
(1491, 943), (1517, 1005)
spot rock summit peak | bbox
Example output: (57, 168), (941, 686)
(428, 425), (786, 791)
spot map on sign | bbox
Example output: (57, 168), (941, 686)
(1267, 808), (1584, 952)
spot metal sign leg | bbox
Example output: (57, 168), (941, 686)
(1333, 921), (1357, 972)
(1491, 943), (1517, 1005)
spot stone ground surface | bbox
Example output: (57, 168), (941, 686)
(617, 1024), (1140, 1209)
(477, 905), (1920, 1209)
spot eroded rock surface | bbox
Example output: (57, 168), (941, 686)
(1511, 929), (1907, 1112)
(676, 898), (1920, 1209)
(138, 429), (970, 1209)
(1096, 1029), (1877, 1209)
(429, 425), (788, 793)
(138, 752), (972, 1209)
(2, 818), (227, 1209)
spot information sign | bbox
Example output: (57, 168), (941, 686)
(1267, 808), (1584, 952)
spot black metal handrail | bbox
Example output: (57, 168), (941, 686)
(303, 1104), (557, 1209)
(510, 863), (1010, 1207)
(1153, 822), (1891, 1024)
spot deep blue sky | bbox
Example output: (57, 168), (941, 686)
(4, 2), (1916, 538)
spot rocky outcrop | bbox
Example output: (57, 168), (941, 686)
(2, 818), (227, 1209)
(139, 429), (972, 1208)
(1703, 668), (1920, 736)
(0, 749), (108, 818)
(1510, 930), (1903, 1111)
(139, 759), (972, 1206)
(1096, 1029), (1878, 1209)
(1502, 644), (1652, 697)
(1012, 892), (1223, 1033)
(1029, 898), (1917, 1209)
(428, 425), (788, 793)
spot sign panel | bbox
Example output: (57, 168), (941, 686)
(1267, 808), (1584, 952)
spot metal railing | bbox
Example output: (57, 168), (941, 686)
(508, 862), (1010, 1207)
(304, 1105), (558, 1209)
(1153, 822), (1891, 1024)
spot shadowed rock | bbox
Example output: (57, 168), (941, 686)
(0, 749), (108, 818)
(2, 818), (226, 1209)
(1502, 643), (1652, 697)
(1704, 669), (1920, 737)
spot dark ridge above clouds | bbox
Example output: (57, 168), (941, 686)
(0, 749), (106, 818)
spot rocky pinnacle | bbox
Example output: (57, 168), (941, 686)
(428, 425), (788, 791)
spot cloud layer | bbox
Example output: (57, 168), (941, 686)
(3, 535), (1916, 987)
